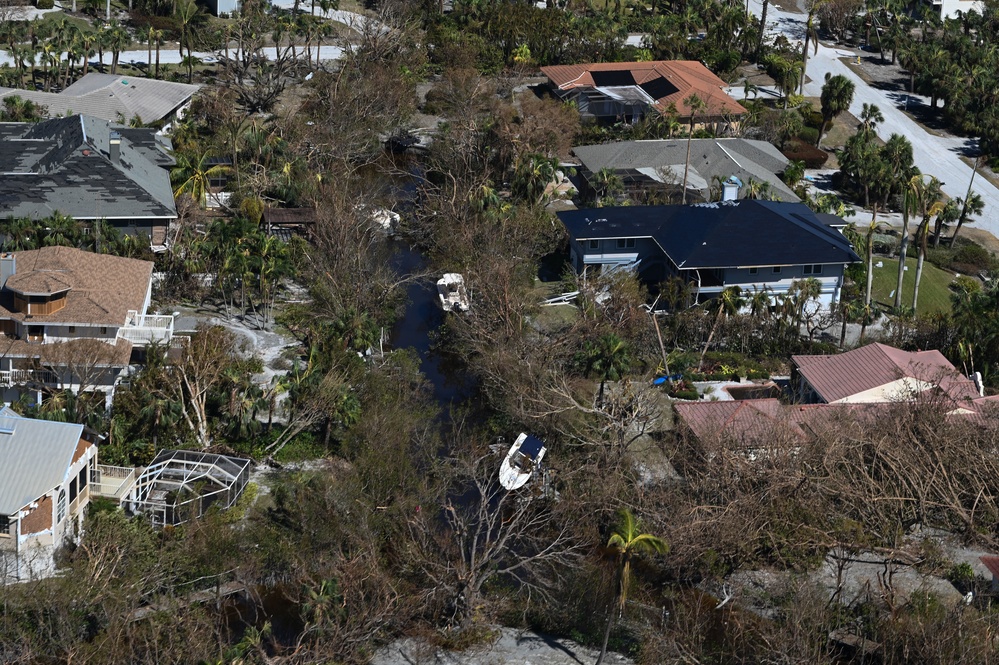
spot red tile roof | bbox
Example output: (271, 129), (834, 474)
(675, 398), (806, 447)
(980, 555), (999, 578)
(793, 343), (979, 405)
(540, 60), (746, 119)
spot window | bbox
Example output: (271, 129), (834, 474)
(772, 266), (782, 274)
(616, 238), (636, 249)
(100, 326), (107, 335)
(748, 267), (758, 275)
(68, 326), (76, 334)
(0, 514), (9, 536)
(803, 264), (823, 275)
(588, 240), (599, 249)
(57, 489), (66, 524)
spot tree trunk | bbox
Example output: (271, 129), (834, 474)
(953, 155), (981, 244)
(865, 218), (875, 307)
(912, 222), (927, 312)
(595, 607), (616, 665)
(756, 0), (769, 61)
(839, 302), (848, 348)
(155, 44), (160, 79)
(800, 33), (809, 95)
(894, 211), (909, 309)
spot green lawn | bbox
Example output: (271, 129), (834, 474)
(870, 256), (956, 315)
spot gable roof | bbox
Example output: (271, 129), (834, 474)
(572, 138), (798, 202)
(793, 343), (980, 404)
(557, 200), (860, 269)
(0, 410), (85, 515)
(0, 115), (177, 221)
(541, 61), (746, 118)
(0, 73), (200, 124)
(0, 246), (153, 326)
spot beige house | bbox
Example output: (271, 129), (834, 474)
(0, 247), (174, 407)
(0, 408), (97, 581)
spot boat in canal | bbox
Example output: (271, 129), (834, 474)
(437, 273), (469, 312)
(498, 433), (547, 490)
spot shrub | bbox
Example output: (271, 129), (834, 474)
(670, 389), (700, 401)
(782, 140), (829, 168)
(798, 127), (819, 145)
(36, 0), (54, 8)
(951, 274), (981, 295)
(951, 241), (995, 273)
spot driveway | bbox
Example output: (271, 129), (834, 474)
(745, 0), (999, 239)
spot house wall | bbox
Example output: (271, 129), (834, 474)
(571, 237), (661, 273)
(707, 265), (845, 310)
(937, 0), (981, 18)
(38, 324), (121, 344)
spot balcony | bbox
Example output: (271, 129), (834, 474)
(90, 464), (139, 503)
(0, 368), (58, 388)
(117, 311), (174, 347)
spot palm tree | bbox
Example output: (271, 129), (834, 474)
(817, 73), (855, 146)
(950, 192), (984, 245)
(681, 93), (707, 204)
(595, 510), (668, 665)
(153, 29), (163, 79)
(175, 0), (202, 83)
(908, 175), (945, 312)
(892, 178), (915, 310)
(585, 333), (631, 405)
(800, 0), (823, 94)
(699, 286), (744, 371)
(172, 151), (232, 208)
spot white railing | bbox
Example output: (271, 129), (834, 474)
(118, 311), (174, 346)
(0, 369), (40, 387)
(90, 465), (139, 501)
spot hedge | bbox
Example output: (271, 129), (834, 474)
(782, 140), (829, 169)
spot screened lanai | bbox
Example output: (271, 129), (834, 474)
(128, 450), (251, 528)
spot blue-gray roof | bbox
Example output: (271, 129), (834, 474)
(0, 410), (84, 516)
(0, 115), (177, 221)
(558, 200), (860, 269)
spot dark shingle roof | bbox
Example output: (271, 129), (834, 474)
(557, 200), (860, 269)
(0, 115), (176, 221)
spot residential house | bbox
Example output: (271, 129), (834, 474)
(0, 73), (200, 126)
(556, 200), (860, 310)
(931, 0), (981, 19)
(572, 138), (798, 203)
(0, 115), (177, 249)
(0, 407), (97, 581)
(0, 247), (174, 407)
(792, 342), (996, 411)
(540, 61), (746, 131)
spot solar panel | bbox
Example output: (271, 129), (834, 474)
(519, 435), (545, 459)
(592, 70), (636, 87)
(639, 77), (679, 101)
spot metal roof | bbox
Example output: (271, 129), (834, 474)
(572, 139), (798, 202)
(0, 412), (84, 515)
(0, 73), (200, 124)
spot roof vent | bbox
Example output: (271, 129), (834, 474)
(0, 425), (15, 435)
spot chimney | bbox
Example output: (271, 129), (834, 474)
(109, 130), (121, 164)
(722, 176), (742, 201)
(0, 253), (14, 289)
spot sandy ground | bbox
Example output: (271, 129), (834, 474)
(370, 627), (634, 665)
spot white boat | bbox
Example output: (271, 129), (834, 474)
(437, 273), (469, 312)
(498, 433), (547, 490)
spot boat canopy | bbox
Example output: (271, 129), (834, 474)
(519, 435), (546, 460)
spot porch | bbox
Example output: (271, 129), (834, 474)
(90, 464), (139, 503)
(117, 311), (175, 346)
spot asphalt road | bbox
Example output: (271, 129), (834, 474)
(746, 0), (999, 239)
